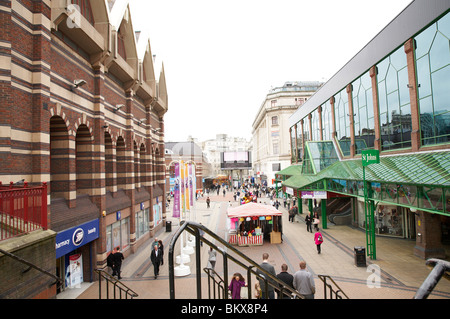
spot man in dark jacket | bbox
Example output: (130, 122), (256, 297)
(276, 264), (294, 299)
(113, 247), (124, 279)
(256, 253), (276, 299)
(150, 244), (162, 279)
(107, 250), (116, 275)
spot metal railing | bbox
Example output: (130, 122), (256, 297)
(0, 247), (62, 291)
(169, 221), (305, 299)
(0, 181), (48, 241)
(95, 269), (139, 299)
(318, 275), (349, 299)
(414, 259), (450, 299)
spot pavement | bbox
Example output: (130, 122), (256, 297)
(59, 190), (450, 300)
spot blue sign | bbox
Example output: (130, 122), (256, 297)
(55, 219), (99, 258)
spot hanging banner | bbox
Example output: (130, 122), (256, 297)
(173, 162), (181, 218)
(185, 162), (190, 211)
(181, 160), (186, 217)
(189, 163), (194, 206)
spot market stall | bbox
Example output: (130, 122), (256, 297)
(226, 202), (283, 246)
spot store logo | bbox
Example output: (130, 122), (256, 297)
(72, 228), (84, 246)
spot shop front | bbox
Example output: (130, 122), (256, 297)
(356, 199), (416, 238)
(227, 202), (283, 246)
(55, 219), (99, 291)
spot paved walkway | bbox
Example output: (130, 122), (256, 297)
(63, 190), (450, 300)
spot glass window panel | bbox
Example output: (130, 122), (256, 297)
(437, 11), (450, 38)
(398, 68), (410, 106)
(429, 32), (450, 72)
(434, 112), (450, 142)
(377, 58), (390, 80)
(414, 23), (436, 58)
(416, 55), (432, 98)
(390, 46), (407, 70)
(386, 65), (398, 93)
(431, 65), (450, 114)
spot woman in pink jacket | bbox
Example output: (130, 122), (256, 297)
(314, 229), (324, 254)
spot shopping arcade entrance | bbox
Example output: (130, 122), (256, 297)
(279, 141), (450, 259)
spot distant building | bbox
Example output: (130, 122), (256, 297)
(202, 134), (252, 186)
(252, 81), (322, 187)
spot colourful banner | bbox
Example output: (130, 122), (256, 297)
(189, 163), (194, 207)
(185, 162), (190, 211)
(181, 160), (186, 216)
(173, 162), (180, 218)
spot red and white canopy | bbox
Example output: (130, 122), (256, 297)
(227, 202), (282, 218)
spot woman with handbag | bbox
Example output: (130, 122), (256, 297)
(228, 273), (247, 299)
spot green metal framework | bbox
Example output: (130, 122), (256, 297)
(283, 148), (450, 216)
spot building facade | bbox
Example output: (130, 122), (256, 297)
(284, 0), (450, 260)
(202, 134), (252, 185)
(0, 0), (167, 296)
(252, 81), (322, 187)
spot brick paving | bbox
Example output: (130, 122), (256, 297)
(68, 190), (450, 300)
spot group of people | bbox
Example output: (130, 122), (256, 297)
(106, 247), (124, 279)
(228, 253), (316, 299)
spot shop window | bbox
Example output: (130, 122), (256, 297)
(415, 11), (450, 146)
(376, 46), (412, 151)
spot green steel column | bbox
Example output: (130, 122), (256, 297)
(298, 195), (302, 214)
(308, 199), (313, 215)
(321, 198), (327, 229)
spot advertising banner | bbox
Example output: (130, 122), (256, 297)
(173, 162), (180, 218)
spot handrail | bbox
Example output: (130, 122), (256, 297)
(95, 269), (139, 299)
(0, 247), (62, 290)
(169, 221), (305, 299)
(414, 258), (450, 299)
(317, 274), (349, 299)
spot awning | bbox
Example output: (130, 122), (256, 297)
(227, 202), (282, 218)
(275, 164), (302, 180)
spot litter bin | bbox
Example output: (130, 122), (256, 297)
(354, 246), (366, 267)
(166, 221), (172, 232)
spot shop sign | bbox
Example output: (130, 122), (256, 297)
(55, 219), (99, 258)
(301, 191), (327, 199)
(362, 150), (380, 167)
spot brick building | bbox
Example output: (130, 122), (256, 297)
(282, 0), (449, 260)
(0, 0), (168, 296)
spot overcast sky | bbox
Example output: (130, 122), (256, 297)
(129, 0), (412, 143)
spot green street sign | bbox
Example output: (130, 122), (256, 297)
(361, 149), (380, 167)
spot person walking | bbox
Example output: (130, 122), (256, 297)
(150, 243), (162, 279)
(228, 273), (246, 299)
(206, 196), (210, 208)
(305, 214), (313, 233)
(288, 206), (295, 223)
(113, 246), (124, 279)
(293, 261), (315, 299)
(158, 239), (164, 265)
(314, 228), (324, 254)
(276, 264), (294, 299)
(256, 253), (276, 299)
(106, 250), (115, 276)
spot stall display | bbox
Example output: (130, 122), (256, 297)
(227, 203), (283, 246)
